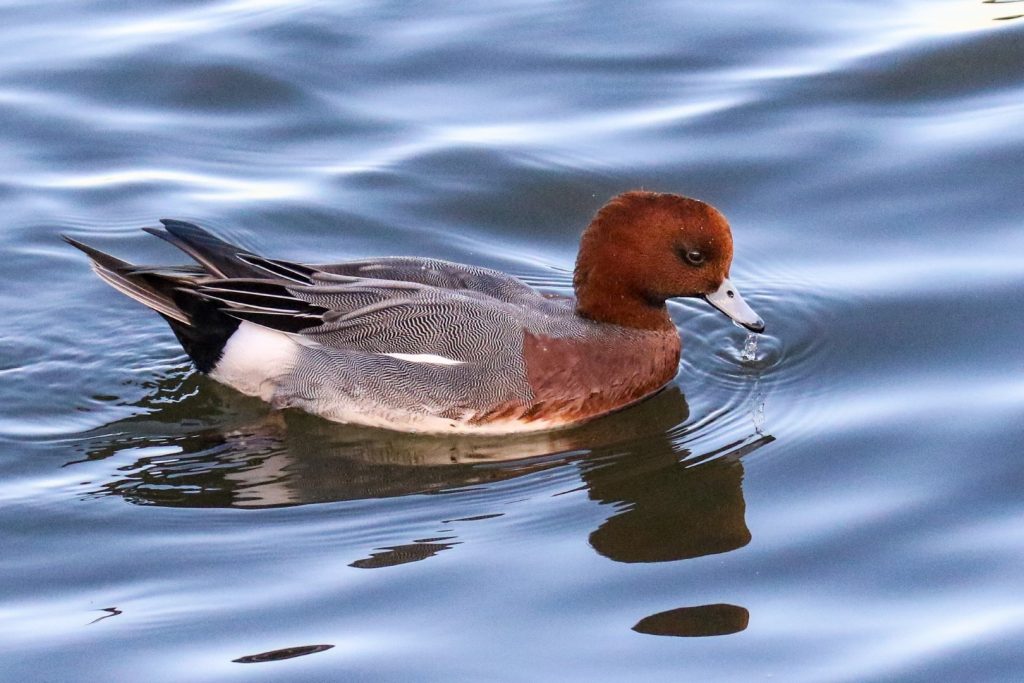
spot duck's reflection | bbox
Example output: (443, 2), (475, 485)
(632, 603), (750, 638)
(69, 371), (774, 638)
(349, 537), (460, 569)
(71, 373), (699, 506)
(583, 433), (772, 563)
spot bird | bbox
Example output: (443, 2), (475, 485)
(64, 190), (764, 434)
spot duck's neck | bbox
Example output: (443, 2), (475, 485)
(574, 276), (674, 331)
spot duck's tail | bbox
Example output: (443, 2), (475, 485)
(63, 219), (265, 372)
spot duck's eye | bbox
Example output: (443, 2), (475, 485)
(683, 250), (706, 266)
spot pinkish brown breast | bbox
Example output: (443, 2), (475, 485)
(511, 327), (682, 425)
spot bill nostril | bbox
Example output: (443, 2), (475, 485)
(727, 290), (735, 298)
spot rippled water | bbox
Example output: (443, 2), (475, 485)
(2, 1), (1023, 680)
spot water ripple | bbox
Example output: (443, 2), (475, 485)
(1, 1), (1022, 680)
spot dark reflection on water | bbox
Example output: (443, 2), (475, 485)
(633, 604), (750, 638)
(585, 436), (772, 563)
(232, 643), (334, 664)
(983, 0), (1024, 22)
(68, 374), (700, 506)
(86, 607), (122, 626)
(349, 538), (460, 569)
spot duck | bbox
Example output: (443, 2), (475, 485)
(64, 191), (764, 434)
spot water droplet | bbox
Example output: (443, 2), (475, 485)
(741, 333), (758, 362)
(752, 389), (766, 435)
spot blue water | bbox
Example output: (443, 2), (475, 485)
(2, 1), (1023, 680)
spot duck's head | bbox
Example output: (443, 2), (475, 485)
(574, 191), (764, 333)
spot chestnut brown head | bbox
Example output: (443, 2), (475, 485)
(574, 191), (764, 332)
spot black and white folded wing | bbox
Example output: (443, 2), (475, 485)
(194, 255), (561, 429)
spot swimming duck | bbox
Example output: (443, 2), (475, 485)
(65, 191), (763, 434)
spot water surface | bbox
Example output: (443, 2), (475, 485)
(2, 1), (1023, 681)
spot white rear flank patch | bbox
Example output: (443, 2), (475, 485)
(380, 352), (465, 366)
(210, 321), (299, 400)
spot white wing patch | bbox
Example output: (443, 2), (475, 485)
(381, 352), (466, 366)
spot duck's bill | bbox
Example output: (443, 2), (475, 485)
(703, 278), (765, 333)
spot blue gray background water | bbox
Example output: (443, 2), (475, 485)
(2, 1), (1023, 680)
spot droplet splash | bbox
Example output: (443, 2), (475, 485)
(751, 386), (766, 435)
(740, 333), (766, 434)
(741, 333), (759, 362)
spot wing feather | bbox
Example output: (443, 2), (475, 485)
(187, 252), (570, 365)
(195, 275), (529, 362)
(316, 257), (543, 304)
